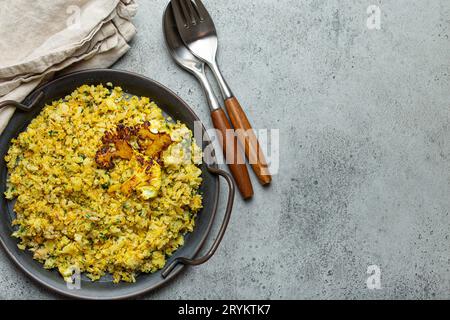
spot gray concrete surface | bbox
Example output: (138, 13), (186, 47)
(1, 0), (449, 299)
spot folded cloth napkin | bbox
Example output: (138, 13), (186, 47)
(0, 0), (138, 133)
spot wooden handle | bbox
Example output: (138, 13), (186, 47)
(224, 97), (272, 185)
(211, 108), (254, 200)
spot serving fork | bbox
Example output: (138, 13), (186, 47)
(170, 0), (272, 186)
(163, 3), (254, 199)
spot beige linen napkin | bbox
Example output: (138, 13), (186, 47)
(0, 0), (138, 133)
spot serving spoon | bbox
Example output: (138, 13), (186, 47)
(163, 3), (253, 200)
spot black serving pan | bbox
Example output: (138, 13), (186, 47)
(0, 69), (234, 299)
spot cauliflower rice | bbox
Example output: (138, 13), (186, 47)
(4, 84), (203, 283)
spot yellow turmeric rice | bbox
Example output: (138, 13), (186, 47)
(4, 84), (203, 283)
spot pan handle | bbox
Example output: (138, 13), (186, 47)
(161, 166), (235, 279)
(0, 92), (45, 112)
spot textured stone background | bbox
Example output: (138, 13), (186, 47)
(0, 0), (449, 299)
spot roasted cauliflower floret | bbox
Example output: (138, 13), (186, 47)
(95, 140), (134, 169)
(141, 134), (172, 158)
(137, 125), (172, 159)
(137, 164), (162, 200)
(96, 122), (172, 170)
(120, 162), (162, 200)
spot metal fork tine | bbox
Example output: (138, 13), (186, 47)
(178, 0), (192, 26)
(184, 0), (197, 24)
(171, 0), (188, 28)
(191, 0), (208, 21)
